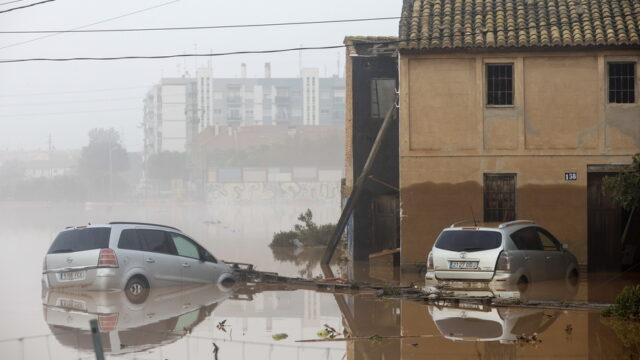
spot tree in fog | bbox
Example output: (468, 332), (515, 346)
(0, 159), (25, 185)
(78, 128), (129, 200)
(146, 151), (186, 183)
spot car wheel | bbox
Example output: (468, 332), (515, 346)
(568, 269), (579, 285)
(125, 276), (149, 304)
(517, 276), (529, 293)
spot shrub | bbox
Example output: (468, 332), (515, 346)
(603, 285), (640, 321)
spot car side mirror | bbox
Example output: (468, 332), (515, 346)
(562, 243), (569, 250)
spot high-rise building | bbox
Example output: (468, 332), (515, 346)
(143, 64), (345, 158)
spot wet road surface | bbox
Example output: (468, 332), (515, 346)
(0, 202), (638, 359)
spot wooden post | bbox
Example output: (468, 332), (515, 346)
(322, 95), (398, 265)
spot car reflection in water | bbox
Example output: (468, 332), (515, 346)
(429, 303), (559, 344)
(42, 283), (232, 355)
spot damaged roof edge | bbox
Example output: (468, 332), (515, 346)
(343, 36), (399, 56)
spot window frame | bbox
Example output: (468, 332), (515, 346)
(370, 78), (396, 120)
(168, 232), (218, 263)
(607, 61), (637, 104)
(485, 63), (515, 107)
(536, 227), (562, 252)
(483, 173), (517, 223)
(137, 229), (178, 256)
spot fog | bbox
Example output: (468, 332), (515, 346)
(0, 0), (398, 151)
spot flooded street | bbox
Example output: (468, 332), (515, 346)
(0, 202), (638, 360)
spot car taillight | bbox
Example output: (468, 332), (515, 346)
(427, 252), (434, 270)
(495, 251), (510, 271)
(98, 249), (118, 268)
(98, 314), (119, 332)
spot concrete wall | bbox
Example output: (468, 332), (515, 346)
(399, 50), (640, 265)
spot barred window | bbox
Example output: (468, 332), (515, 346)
(486, 64), (513, 106)
(609, 63), (636, 104)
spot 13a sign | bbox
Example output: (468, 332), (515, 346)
(564, 172), (577, 181)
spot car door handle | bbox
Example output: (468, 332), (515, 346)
(182, 263), (191, 268)
(545, 256), (551, 261)
(523, 256), (530, 261)
(145, 258), (155, 263)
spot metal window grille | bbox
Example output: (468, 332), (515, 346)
(609, 63), (636, 104)
(486, 64), (514, 106)
(484, 174), (516, 222)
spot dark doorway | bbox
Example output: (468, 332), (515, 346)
(371, 195), (400, 254)
(484, 174), (516, 222)
(587, 171), (625, 272)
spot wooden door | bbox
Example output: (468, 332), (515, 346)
(484, 174), (516, 222)
(587, 172), (623, 272)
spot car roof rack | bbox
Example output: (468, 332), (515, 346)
(498, 220), (535, 229)
(108, 222), (181, 231)
(450, 219), (478, 228)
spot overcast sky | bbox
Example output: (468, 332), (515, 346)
(0, 0), (399, 152)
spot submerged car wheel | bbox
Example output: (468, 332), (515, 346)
(517, 276), (529, 293)
(125, 276), (149, 304)
(567, 269), (579, 286)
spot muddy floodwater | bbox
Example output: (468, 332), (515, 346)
(0, 202), (638, 360)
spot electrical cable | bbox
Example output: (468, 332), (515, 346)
(0, 96), (141, 106)
(0, 107), (140, 116)
(2, 9), (639, 64)
(2, 9), (638, 35)
(0, 0), (55, 14)
(0, 0), (29, 6)
(0, 0), (179, 50)
(0, 86), (148, 97)
(0, 15), (405, 34)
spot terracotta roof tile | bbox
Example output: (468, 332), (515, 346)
(399, 0), (640, 50)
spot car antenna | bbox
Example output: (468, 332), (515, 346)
(470, 205), (478, 227)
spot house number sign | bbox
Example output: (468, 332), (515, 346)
(564, 172), (577, 181)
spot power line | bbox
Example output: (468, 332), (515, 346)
(0, 86), (148, 97)
(0, 107), (140, 116)
(0, 15), (404, 34)
(1, 8), (639, 35)
(0, 0), (179, 50)
(0, 96), (141, 106)
(0, 0), (55, 14)
(0, 11), (638, 63)
(0, 0), (29, 6)
(0, 43), (347, 63)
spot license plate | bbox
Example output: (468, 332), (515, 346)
(449, 261), (479, 269)
(57, 298), (87, 311)
(59, 270), (86, 281)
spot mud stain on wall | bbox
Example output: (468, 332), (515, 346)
(400, 181), (483, 264)
(518, 184), (587, 262)
(400, 181), (587, 265)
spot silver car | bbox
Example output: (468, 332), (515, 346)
(42, 222), (235, 302)
(425, 220), (579, 294)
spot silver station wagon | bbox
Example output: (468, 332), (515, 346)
(42, 222), (235, 302)
(425, 220), (579, 294)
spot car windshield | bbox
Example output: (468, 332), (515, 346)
(47, 228), (111, 254)
(434, 230), (502, 252)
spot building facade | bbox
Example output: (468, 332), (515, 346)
(143, 65), (345, 160)
(343, 37), (400, 264)
(397, 0), (640, 269)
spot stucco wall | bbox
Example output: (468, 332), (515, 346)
(399, 50), (640, 265)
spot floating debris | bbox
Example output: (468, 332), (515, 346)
(216, 320), (227, 332)
(272, 333), (288, 341)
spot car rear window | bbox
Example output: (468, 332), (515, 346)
(48, 228), (111, 254)
(434, 230), (502, 252)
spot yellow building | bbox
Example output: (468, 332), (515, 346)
(397, 0), (640, 269)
